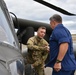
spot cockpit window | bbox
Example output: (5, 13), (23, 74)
(0, 7), (18, 48)
(9, 60), (25, 75)
(0, 26), (8, 41)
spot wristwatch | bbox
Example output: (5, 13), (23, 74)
(56, 59), (62, 63)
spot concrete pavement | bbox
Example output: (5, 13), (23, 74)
(44, 67), (76, 75)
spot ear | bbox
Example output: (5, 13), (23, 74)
(53, 20), (55, 25)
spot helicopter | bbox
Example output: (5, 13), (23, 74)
(12, 0), (76, 74)
(0, 0), (76, 75)
(12, 0), (76, 56)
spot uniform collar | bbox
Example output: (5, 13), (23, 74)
(55, 24), (63, 29)
(35, 35), (42, 41)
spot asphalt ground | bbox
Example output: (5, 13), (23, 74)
(44, 67), (76, 75)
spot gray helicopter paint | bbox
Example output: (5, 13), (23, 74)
(0, 0), (20, 50)
(0, 63), (9, 75)
(0, 0), (25, 75)
(0, 42), (22, 62)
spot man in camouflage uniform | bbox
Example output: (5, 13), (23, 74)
(27, 26), (49, 75)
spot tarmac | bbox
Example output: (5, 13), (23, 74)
(44, 67), (76, 75)
(44, 67), (52, 75)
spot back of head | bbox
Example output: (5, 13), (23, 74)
(49, 14), (62, 23)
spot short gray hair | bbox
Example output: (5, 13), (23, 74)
(49, 14), (62, 23)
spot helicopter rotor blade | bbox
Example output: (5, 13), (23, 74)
(34, 0), (76, 16)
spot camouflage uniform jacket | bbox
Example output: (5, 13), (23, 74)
(27, 36), (49, 67)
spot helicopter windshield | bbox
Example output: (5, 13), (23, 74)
(9, 60), (25, 75)
(0, 7), (17, 48)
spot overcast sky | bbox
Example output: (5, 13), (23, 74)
(4, 0), (76, 34)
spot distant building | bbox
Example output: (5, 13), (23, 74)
(72, 34), (76, 42)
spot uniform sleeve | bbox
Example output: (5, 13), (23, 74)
(33, 59), (43, 67)
(53, 28), (70, 45)
(42, 40), (49, 62)
(42, 51), (49, 62)
(27, 37), (47, 51)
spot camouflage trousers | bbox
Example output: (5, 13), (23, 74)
(26, 57), (45, 75)
(34, 64), (45, 75)
(25, 64), (45, 75)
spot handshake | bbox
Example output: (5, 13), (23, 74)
(44, 45), (50, 52)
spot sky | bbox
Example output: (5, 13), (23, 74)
(4, 0), (76, 34)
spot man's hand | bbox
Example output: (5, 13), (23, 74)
(54, 63), (61, 72)
(44, 46), (50, 52)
